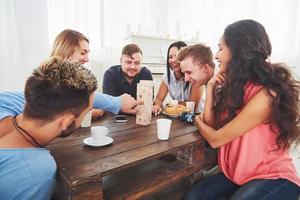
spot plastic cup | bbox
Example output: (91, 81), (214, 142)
(186, 101), (195, 113)
(81, 111), (92, 127)
(157, 119), (172, 140)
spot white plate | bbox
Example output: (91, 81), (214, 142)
(83, 136), (113, 147)
(162, 111), (180, 118)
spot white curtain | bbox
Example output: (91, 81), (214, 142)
(0, 0), (50, 91)
(1, 0), (299, 91)
(47, 0), (300, 78)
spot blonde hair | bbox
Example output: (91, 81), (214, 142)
(177, 44), (215, 68)
(50, 29), (89, 59)
(36, 57), (97, 91)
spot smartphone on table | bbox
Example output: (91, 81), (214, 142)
(114, 115), (128, 123)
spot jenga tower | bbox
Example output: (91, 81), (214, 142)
(136, 80), (154, 125)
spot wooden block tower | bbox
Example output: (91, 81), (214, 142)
(136, 80), (154, 125)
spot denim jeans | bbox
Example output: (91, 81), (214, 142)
(184, 173), (300, 200)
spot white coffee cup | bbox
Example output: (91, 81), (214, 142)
(91, 126), (109, 142)
(186, 101), (195, 113)
(81, 110), (92, 127)
(157, 119), (172, 140)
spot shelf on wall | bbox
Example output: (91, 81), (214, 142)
(126, 35), (199, 68)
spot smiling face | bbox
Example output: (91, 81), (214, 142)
(180, 56), (211, 87)
(215, 36), (231, 73)
(120, 52), (142, 81)
(168, 46), (181, 72)
(69, 40), (90, 64)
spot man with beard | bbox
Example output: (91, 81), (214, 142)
(0, 29), (143, 121)
(0, 57), (97, 200)
(102, 43), (153, 99)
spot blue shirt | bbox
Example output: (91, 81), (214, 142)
(102, 65), (153, 99)
(0, 91), (121, 120)
(0, 148), (57, 200)
(93, 92), (121, 114)
(0, 91), (25, 120)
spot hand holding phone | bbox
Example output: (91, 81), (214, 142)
(114, 115), (128, 123)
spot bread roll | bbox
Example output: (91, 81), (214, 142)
(164, 105), (188, 115)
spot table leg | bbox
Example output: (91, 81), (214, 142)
(176, 141), (205, 165)
(176, 141), (218, 188)
(58, 177), (103, 200)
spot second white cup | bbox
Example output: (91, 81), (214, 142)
(81, 110), (92, 127)
(186, 101), (195, 113)
(91, 126), (109, 142)
(157, 119), (172, 140)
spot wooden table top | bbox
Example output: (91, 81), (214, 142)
(47, 113), (202, 189)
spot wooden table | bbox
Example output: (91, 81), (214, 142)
(47, 113), (216, 200)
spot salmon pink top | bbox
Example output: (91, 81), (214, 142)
(218, 83), (300, 187)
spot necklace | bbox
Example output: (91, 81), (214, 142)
(12, 116), (44, 148)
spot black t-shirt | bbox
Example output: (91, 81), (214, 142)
(102, 65), (153, 99)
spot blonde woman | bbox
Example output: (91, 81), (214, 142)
(50, 29), (89, 64)
(0, 29), (142, 121)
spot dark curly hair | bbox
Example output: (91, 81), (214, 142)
(214, 20), (300, 150)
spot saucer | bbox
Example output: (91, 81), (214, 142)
(83, 136), (113, 147)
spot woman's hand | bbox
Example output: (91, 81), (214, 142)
(152, 105), (162, 116)
(194, 113), (204, 126)
(207, 72), (226, 89)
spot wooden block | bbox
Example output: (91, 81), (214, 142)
(136, 80), (154, 125)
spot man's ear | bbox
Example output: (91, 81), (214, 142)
(60, 114), (75, 131)
(201, 64), (210, 73)
(204, 64), (215, 80)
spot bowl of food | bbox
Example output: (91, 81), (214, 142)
(163, 104), (189, 117)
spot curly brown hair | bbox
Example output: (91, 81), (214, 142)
(214, 20), (300, 150)
(24, 57), (97, 121)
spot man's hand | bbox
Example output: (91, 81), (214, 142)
(92, 109), (105, 120)
(120, 94), (143, 114)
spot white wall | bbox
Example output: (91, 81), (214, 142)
(1, 0), (299, 92)
(0, 0), (49, 91)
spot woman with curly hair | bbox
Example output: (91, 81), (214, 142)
(185, 20), (300, 200)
